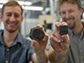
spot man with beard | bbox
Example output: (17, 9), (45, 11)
(48, 0), (84, 63)
(0, 1), (48, 63)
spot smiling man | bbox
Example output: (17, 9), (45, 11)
(0, 1), (48, 63)
(48, 0), (84, 63)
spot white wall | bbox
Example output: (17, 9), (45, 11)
(21, 18), (39, 37)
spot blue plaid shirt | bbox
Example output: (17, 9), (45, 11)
(0, 31), (34, 63)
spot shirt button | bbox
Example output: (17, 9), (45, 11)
(79, 39), (80, 42)
(80, 50), (82, 52)
(7, 49), (9, 51)
(81, 61), (83, 63)
(6, 61), (8, 63)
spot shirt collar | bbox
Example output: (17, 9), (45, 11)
(68, 22), (84, 37)
(68, 28), (74, 36)
(0, 31), (4, 44)
(14, 32), (23, 45)
(0, 31), (23, 45)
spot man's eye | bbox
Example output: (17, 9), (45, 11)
(15, 15), (19, 17)
(6, 13), (11, 16)
(61, 12), (66, 15)
(69, 10), (74, 13)
(14, 14), (20, 17)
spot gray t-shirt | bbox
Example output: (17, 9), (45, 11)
(64, 29), (84, 63)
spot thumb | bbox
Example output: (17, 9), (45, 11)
(61, 34), (70, 50)
(55, 22), (63, 33)
(31, 40), (40, 51)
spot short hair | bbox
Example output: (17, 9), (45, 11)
(57, 0), (84, 19)
(2, 1), (23, 16)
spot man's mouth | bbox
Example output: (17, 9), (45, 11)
(64, 17), (75, 22)
(8, 22), (16, 26)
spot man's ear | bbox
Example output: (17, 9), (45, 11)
(0, 14), (3, 21)
(21, 16), (23, 23)
(80, 8), (83, 16)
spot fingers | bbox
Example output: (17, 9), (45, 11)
(35, 24), (43, 29)
(31, 32), (48, 53)
(50, 34), (62, 52)
(31, 40), (40, 49)
(41, 33), (48, 42)
(62, 22), (68, 26)
(55, 22), (68, 26)
(55, 22), (68, 32)
(50, 30), (64, 52)
(60, 34), (70, 50)
(53, 31), (64, 42)
(50, 22), (69, 52)
(55, 22), (62, 33)
(50, 32), (69, 52)
(55, 22), (63, 27)
(34, 24), (48, 43)
(54, 22), (68, 42)
(37, 33), (48, 47)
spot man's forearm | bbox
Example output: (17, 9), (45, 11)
(48, 48), (66, 63)
(32, 50), (48, 63)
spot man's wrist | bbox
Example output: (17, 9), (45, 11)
(35, 50), (46, 55)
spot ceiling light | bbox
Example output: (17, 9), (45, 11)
(22, 6), (43, 11)
(17, 1), (32, 6)
(0, 5), (43, 11)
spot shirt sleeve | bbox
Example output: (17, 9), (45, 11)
(27, 47), (34, 61)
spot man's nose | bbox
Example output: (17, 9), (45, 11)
(66, 12), (70, 18)
(10, 15), (15, 21)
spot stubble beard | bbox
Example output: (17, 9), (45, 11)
(69, 22), (75, 30)
(64, 17), (75, 30)
(6, 28), (18, 33)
